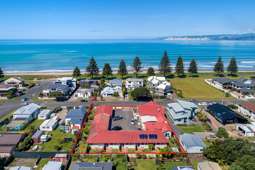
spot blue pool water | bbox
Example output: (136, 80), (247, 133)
(0, 39), (254, 72)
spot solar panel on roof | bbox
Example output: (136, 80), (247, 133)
(139, 134), (148, 139)
(149, 134), (157, 139)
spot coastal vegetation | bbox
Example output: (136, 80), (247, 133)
(227, 57), (238, 76)
(159, 51), (172, 77)
(147, 67), (155, 76)
(214, 57), (225, 76)
(188, 59), (198, 76)
(0, 67), (4, 78)
(175, 56), (185, 77)
(86, 57), (99, 78)
(102, 63), (112, 78)
(118, 59), (128, 78)
(73, 66), (81, 78)
(133, 56), (142, 77)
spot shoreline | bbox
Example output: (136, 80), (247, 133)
(5, 69), (255, 76)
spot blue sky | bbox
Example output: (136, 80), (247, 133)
(0, 0), (254, 39)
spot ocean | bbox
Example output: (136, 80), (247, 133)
(0, 39), (255, 72)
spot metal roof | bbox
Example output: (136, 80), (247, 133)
(13, 103), (40, 116)
(180, 133), (204, 149)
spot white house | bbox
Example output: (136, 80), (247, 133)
(125, 78), (144, 90)
(38, 110), (52, 120)
(147, 76), (171, 96)
(42, 161), (62, 170)
(73, 88), (94, 99)
(40, 116), (59, 132)
(238, 102), (255, 121)
(179, 133), (205, 154)
(166, 100), (198, 124)
(4, 77), (25, 88)
(236, 124), (255, 137)
(101, 86), (122, 97)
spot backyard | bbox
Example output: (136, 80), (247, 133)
(177, 124), (210, 133)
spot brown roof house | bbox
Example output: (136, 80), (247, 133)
(0, 133), (23, 157)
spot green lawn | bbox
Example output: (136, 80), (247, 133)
(170, 77), (231, 100)
(23, 119), (44, 133)
(38, 129), (74, 152)
(135, 160), (157, 170)
(158, 161), (191, 170)
(177, 124), (208, 133)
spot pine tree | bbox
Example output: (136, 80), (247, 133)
(0, 68), (4, 78)
(147, 67), (155, 76)
(118, 59), (128, 78)
(86, 57), (99, 78)
(214, 57), (224, 76)
(227, 57), (238, 76)
(72, 66), (81, 78)
(175, 56), (185, 77)
(188, 59), (198, 75)
(159, 51), (171, 76)
(133, 56), (142, 77)
(102, 63), (112, 77)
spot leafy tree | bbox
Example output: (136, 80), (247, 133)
(214, 57), (224, 76)
(216, 127), (229, 138)
(130, 87), (152, 101)
(118, 59), (128, 78)
(230, 155), (255, 170)
(175, 56), (185, 77)
(147, 67), (155, 76)
(72, 66), (81, 78)
(188, 59), (198, 75)
(159, 51), (171, 76)
(102, 63), (112, 78)
(86, 57), (99, 78)
(227, 57), (238, 76)
(204, 138), (255, 165)
(0, 68), (4, 78)
(133, 56), (142, 76)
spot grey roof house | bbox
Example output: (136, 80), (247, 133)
(179, 133), (205, 154)
(166, 100), (198, 124)
(70, 162), (113, 170)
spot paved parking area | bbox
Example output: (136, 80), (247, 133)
(110, 108), (141, 130)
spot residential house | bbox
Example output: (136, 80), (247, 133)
(79, 79), (99, 89)
(166, 100), (198, 124)
(0, 133), (23, 157)
(237, 102), (255, 121)
(207, 103), (247, 125)
(101, 86), (121, 97)
(197, 161), (221, 170)
(125, 78), (144, 90)
(73, 88), (94, 100)
(42, 161), (62, 170)
(179, 133), (205, 154)
(32, 130), (43, 144)
(108, 79), (122, 87)
(65, 106), (86, 134)
(42, 83), (72, 98)
(40, 116), (59, 132)
(211, 78), (255, 98)
(4, 77), (25, 89)
(12, 103), (40, 121)
(38, 110), (52, 120)
(0, 84), (17, 99)
(40, 134), (51, 142)
(236, 123), (255, 137)
(70, 162), (113, 170)
(147, 76), (171, 96)
(55, 77), (77, 89)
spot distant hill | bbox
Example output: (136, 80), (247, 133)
(163, 33), (255, 41)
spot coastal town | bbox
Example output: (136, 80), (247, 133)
(0, 51), (254, 170)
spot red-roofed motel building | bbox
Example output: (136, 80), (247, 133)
(87, 101), (175, 152)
